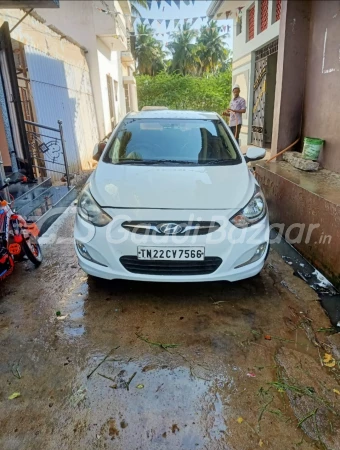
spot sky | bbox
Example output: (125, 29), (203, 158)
(133, 0), (233, 51)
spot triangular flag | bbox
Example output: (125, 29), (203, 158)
(191, 0), (195, 4)
(225, 10), (231, 19)
(157, 19), (163, 24)
(237, 6), (244, 12)
(161, 33), (164, 36)
(217, 12), (223, 17)
(227, 25), (231, 32)
(222, 25), (226, 31)
(147, 0), (152, 10)
(165, 0), (172, 6)
(191, 17), (197, 26)
(184, 18), (189, 24)
(165, 19), (170, 29)
(208, 15), (214, 22)
(183, 0), (190, 5)
(174, 18), (180, 27)
(174, 0), (180, 9)
(157, 0), (161, 8)
(148, 18), (154, 25)
(200, 16), (205, 21)
(141, 17), (146, 24)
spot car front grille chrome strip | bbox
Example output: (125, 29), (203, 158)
(121, 221), (220, 236)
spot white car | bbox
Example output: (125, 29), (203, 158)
(74, 110), (269, 282)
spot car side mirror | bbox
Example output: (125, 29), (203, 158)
(244, 147), (266, 163)
(93, 141), (106, 161)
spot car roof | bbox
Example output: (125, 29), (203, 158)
(127, 110), (220, 120)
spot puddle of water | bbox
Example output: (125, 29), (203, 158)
(56, 282), (88, 339)
(63, 325), (85, 337)
(79, 358), (231, 449)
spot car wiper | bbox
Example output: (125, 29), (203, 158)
(203, 159), (231, 165)
(149, 159), (195, 164)
(116, 159), (195, 165)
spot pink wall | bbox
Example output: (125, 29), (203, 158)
(303, 1), (340, 173)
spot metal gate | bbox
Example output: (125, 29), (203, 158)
(251, 40), (278, 147)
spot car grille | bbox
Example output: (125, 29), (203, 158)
(121, 221), (220, 236)
(120, 256), (222, 276)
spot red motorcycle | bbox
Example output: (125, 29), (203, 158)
(0, 180), (42, 281)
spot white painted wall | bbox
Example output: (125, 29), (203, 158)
(0, 9), (99, 177)
(36, 0), (137, 140)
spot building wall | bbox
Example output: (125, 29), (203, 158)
(213, 1), (280, 148)
(36, 0), (136, 139)
(233, 0), (280, 61)
(302, 0), (340, 174)
(0, 9), (99, 179)
(232, 54), (251, 147)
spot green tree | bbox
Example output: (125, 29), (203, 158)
(135, 24), (166, 75)
(130, 0), (148, 17)
(168, 23), (198, 75)
(196, 21), (230, 74)
(136, 71), (232, 115)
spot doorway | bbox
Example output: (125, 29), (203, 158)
(251, 40), (278, 148)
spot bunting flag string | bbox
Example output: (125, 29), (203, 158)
(94, 2), (239, 31)
(134, 25), (229, 37)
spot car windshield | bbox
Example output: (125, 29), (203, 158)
(103, 118), (241, 165)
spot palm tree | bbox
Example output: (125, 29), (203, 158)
(135, 24), (165, 75)
(168, 23), (198, 75)
(130, 0), (148, 17)
(196, 21), (229, 74)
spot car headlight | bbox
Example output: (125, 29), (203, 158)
(230, 186), (267, 228)
(77, 184), (112, 227)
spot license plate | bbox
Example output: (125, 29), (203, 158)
(137, 247), (205, 261)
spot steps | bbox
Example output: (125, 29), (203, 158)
(9, 177), (77, 235)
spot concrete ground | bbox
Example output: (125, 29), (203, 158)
(1, 210), (340, 450)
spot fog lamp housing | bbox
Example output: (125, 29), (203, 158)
(235, 242), (268, 269)
(76, 240), (107, 267)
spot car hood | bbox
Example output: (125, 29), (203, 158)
(90, 162), (255, 210)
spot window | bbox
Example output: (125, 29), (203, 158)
(236, 9), (243, 36)
(248, 4), (255, 41)
(275, 0), (282, 21)
(114, 80), (118, 101)
(260, 0), (268, 32)
(103, 119), (241, 166)
(124, 84), (130, 113)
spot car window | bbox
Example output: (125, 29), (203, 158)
(103, 119), (241, 165)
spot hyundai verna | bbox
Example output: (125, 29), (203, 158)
(74, 110), (269, 282)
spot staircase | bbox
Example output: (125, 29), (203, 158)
(9, 177), (77, 235)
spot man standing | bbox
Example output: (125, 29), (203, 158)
(224, 84), (246, 144)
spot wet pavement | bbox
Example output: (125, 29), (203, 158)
(1, 211), (340, 450)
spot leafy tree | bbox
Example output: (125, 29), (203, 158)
(130, 0), (148, 18)
(136, 71), (232, 116)
(135, 24), (166, 75)
(196, 21), (230, 74)
(168, 23), (198, 75)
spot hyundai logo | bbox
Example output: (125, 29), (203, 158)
(158, 223), (183, 235)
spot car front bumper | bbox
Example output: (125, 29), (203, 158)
(74, 209), (270, 282)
